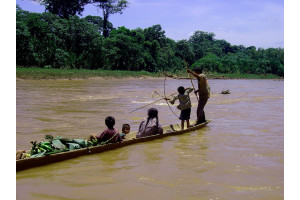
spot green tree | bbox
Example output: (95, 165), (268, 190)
(64, 15), (104, 68)
(84, 15), (113, 34)
(25, 12), (57, 67)
(94, 0), (129, 37)
(144, 24), (166, 45)
(16, 6), (34, 66)
(175, 40), (195, 65)
(192, 53), (223, 72)
(141, 24), (172, 72)
(103, 26), (146, 70)
(16, 6), (284, 76)
(188, 31), (216, 60)
(34, 0), (91, 19)
(213, 39), (232, 56)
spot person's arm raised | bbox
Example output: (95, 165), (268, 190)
(187, 69), (200, 79)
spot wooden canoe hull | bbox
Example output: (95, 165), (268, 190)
(16, 120), (210, 172)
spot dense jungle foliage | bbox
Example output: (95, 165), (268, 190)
(16, 5), (284, 77)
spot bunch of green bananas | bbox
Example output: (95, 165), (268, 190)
(30, 141), (54, 155)
(88, 139), (98, 147)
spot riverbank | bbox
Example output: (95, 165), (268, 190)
(16, 67), (283, 80)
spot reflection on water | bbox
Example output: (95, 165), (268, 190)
(16, 79), (283, 200)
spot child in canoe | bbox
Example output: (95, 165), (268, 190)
(120, 123), (130, 139)
(136, 108), (163, 138)
(89, 116), (122, 144)
(165, 86), (194, 130)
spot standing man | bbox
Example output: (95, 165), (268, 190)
(187, 67), (210, 125)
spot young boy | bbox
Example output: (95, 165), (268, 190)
(89, 116), (122, 144)
(165, 86), (194, 130)
(120, 124), (130, 139)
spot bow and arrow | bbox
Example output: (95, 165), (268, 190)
(130, 60), (198, 116)
(162, 59), (198, 118)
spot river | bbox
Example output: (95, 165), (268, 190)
(16, 78), (284, 200)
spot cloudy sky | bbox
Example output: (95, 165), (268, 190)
(16, 0), (284, 49)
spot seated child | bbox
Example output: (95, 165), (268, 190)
(136, 108), (163, 138)
(120, 124), (130, 139)
(89, 116), (122, 144)
(165, 86), (194, 130)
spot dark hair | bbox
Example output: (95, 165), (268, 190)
(148, 108), (158, 118)
(122, 124), (130, 132)
(193, 67), (203, 74)
(105, 116), (115, 129)
(177, 86), (185, 94)
(146, 108), (159, 129)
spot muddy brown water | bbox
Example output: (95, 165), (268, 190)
(16, 78), (283, 200)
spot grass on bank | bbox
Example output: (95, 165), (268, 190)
(16, 67), (283, 80)
(16, 67), (161, 80)
(206, 72), (282, 79)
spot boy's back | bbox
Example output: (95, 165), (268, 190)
(97, 128), (122, 143)
(170, 87), (193, 110)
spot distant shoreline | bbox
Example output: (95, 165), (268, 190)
(16, 67), (283, 80)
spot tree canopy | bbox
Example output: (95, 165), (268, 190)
(34, 0), (91, 19)
(35, 0), (129, 37)
(16, 6), (284, 77)
(94, 0), (129, 37)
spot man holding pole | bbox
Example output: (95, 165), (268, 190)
(187, 67), (211, 125)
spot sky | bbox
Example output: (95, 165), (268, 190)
(15, 0), (284, 49)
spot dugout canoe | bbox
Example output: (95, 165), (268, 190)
(16, 120), (210, 172)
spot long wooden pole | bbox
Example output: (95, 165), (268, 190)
(129, 92), (177, 113)
(184, 60), (198, 101)
(129, 98), (165, 113)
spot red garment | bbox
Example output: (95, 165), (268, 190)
(96, 128), (122, 143)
